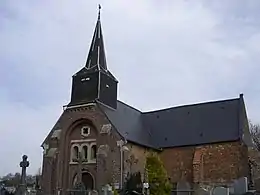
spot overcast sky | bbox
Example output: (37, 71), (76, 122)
(0, 0), (260, 176)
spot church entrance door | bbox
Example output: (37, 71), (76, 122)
(82, 172), (94, 190)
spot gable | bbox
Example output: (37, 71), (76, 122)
(41, 112), (64, 147)
(238, 95), (253, 147)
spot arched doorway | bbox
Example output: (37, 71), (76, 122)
(82, 172), (94, 190)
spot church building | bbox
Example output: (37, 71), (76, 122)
(41, 9), (252, 195)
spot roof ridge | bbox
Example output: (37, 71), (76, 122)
(142, 97), (240, 114)
(117, 100), (142, 113)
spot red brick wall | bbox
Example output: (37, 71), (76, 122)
(41, 104), (124, 195)
(160, 141), (249, 185)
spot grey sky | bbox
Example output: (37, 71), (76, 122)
(0, 0), (259, 176)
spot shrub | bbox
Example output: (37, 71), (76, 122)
(145, 152), (172, 195)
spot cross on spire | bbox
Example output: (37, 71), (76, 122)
(98, 4), (101, 20)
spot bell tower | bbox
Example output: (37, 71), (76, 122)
(68, 5), (118, 109)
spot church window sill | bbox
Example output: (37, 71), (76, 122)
(69, 160), (96, 165)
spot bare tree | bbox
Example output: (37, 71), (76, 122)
(248, 121), (260, 189)
(250, 122), (260, 151)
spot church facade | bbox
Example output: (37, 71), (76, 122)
(41, 11), (252, 195)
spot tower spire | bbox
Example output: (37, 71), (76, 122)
(69, 7), (118, 109)
(85, 4), (107, 70)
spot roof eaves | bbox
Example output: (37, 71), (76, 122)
(160, 139), (240, 149)
(127, 139), (160, 151)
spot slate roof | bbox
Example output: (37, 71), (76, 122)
(98, 95), (246, 149)
(85, 8), (107, 71)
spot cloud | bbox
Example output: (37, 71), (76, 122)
(0, 0), (260, 175)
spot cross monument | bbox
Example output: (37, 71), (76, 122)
(15, 155), (30, 195)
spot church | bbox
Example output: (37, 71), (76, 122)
(41, 9), (252, 195)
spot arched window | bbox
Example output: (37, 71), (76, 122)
(83, 145), (88, 161)
(71, 145), (79, 162)
(91, 145), (97, 160)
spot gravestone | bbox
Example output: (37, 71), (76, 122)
(91, 190), (98, 195)
(15, 155), (29, 195)
(212, 187), (229, 195)
(196, 188), (210, 195)
(254, 177), (260, 192)
(176, 181), (191, 195)
(102, 184), (113, 195)
(234, 177), (248, 195)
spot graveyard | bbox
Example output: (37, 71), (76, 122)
(1, 151), (260, 195)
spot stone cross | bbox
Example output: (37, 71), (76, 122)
(72, 151), (85, 194)
(15, 155), (29, 195)
(20, 155), (29, 185)
(76, 151), (83, 183)
(126, 154), (138, 174)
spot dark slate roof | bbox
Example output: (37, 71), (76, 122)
(74, 11), (116, 81)
(85, 10), (107, 71)
(99, 95), (245, 149)
(98, 101), (155, 148)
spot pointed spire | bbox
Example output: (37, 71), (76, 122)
(85, 4), (107, 70)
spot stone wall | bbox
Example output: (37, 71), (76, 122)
(160, 141), (249, 185)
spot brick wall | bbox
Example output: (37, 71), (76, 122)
(124, 143), (149, 180)
(42, 103), (125, 195)
(160, 141), (249, 185)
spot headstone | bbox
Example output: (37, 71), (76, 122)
(212, 187), (229, 195)
(234, 177), (248, 195)
(196, 188), (210, 195)
(113, 183), (120, 190)
(143, 183), (149, 189)
(254, 178), (260, 192)
(176, 181), (191, 195)
(102, 185), (113, 195)
(91, 190), (98, 195)
(72, 183), (86, 195)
